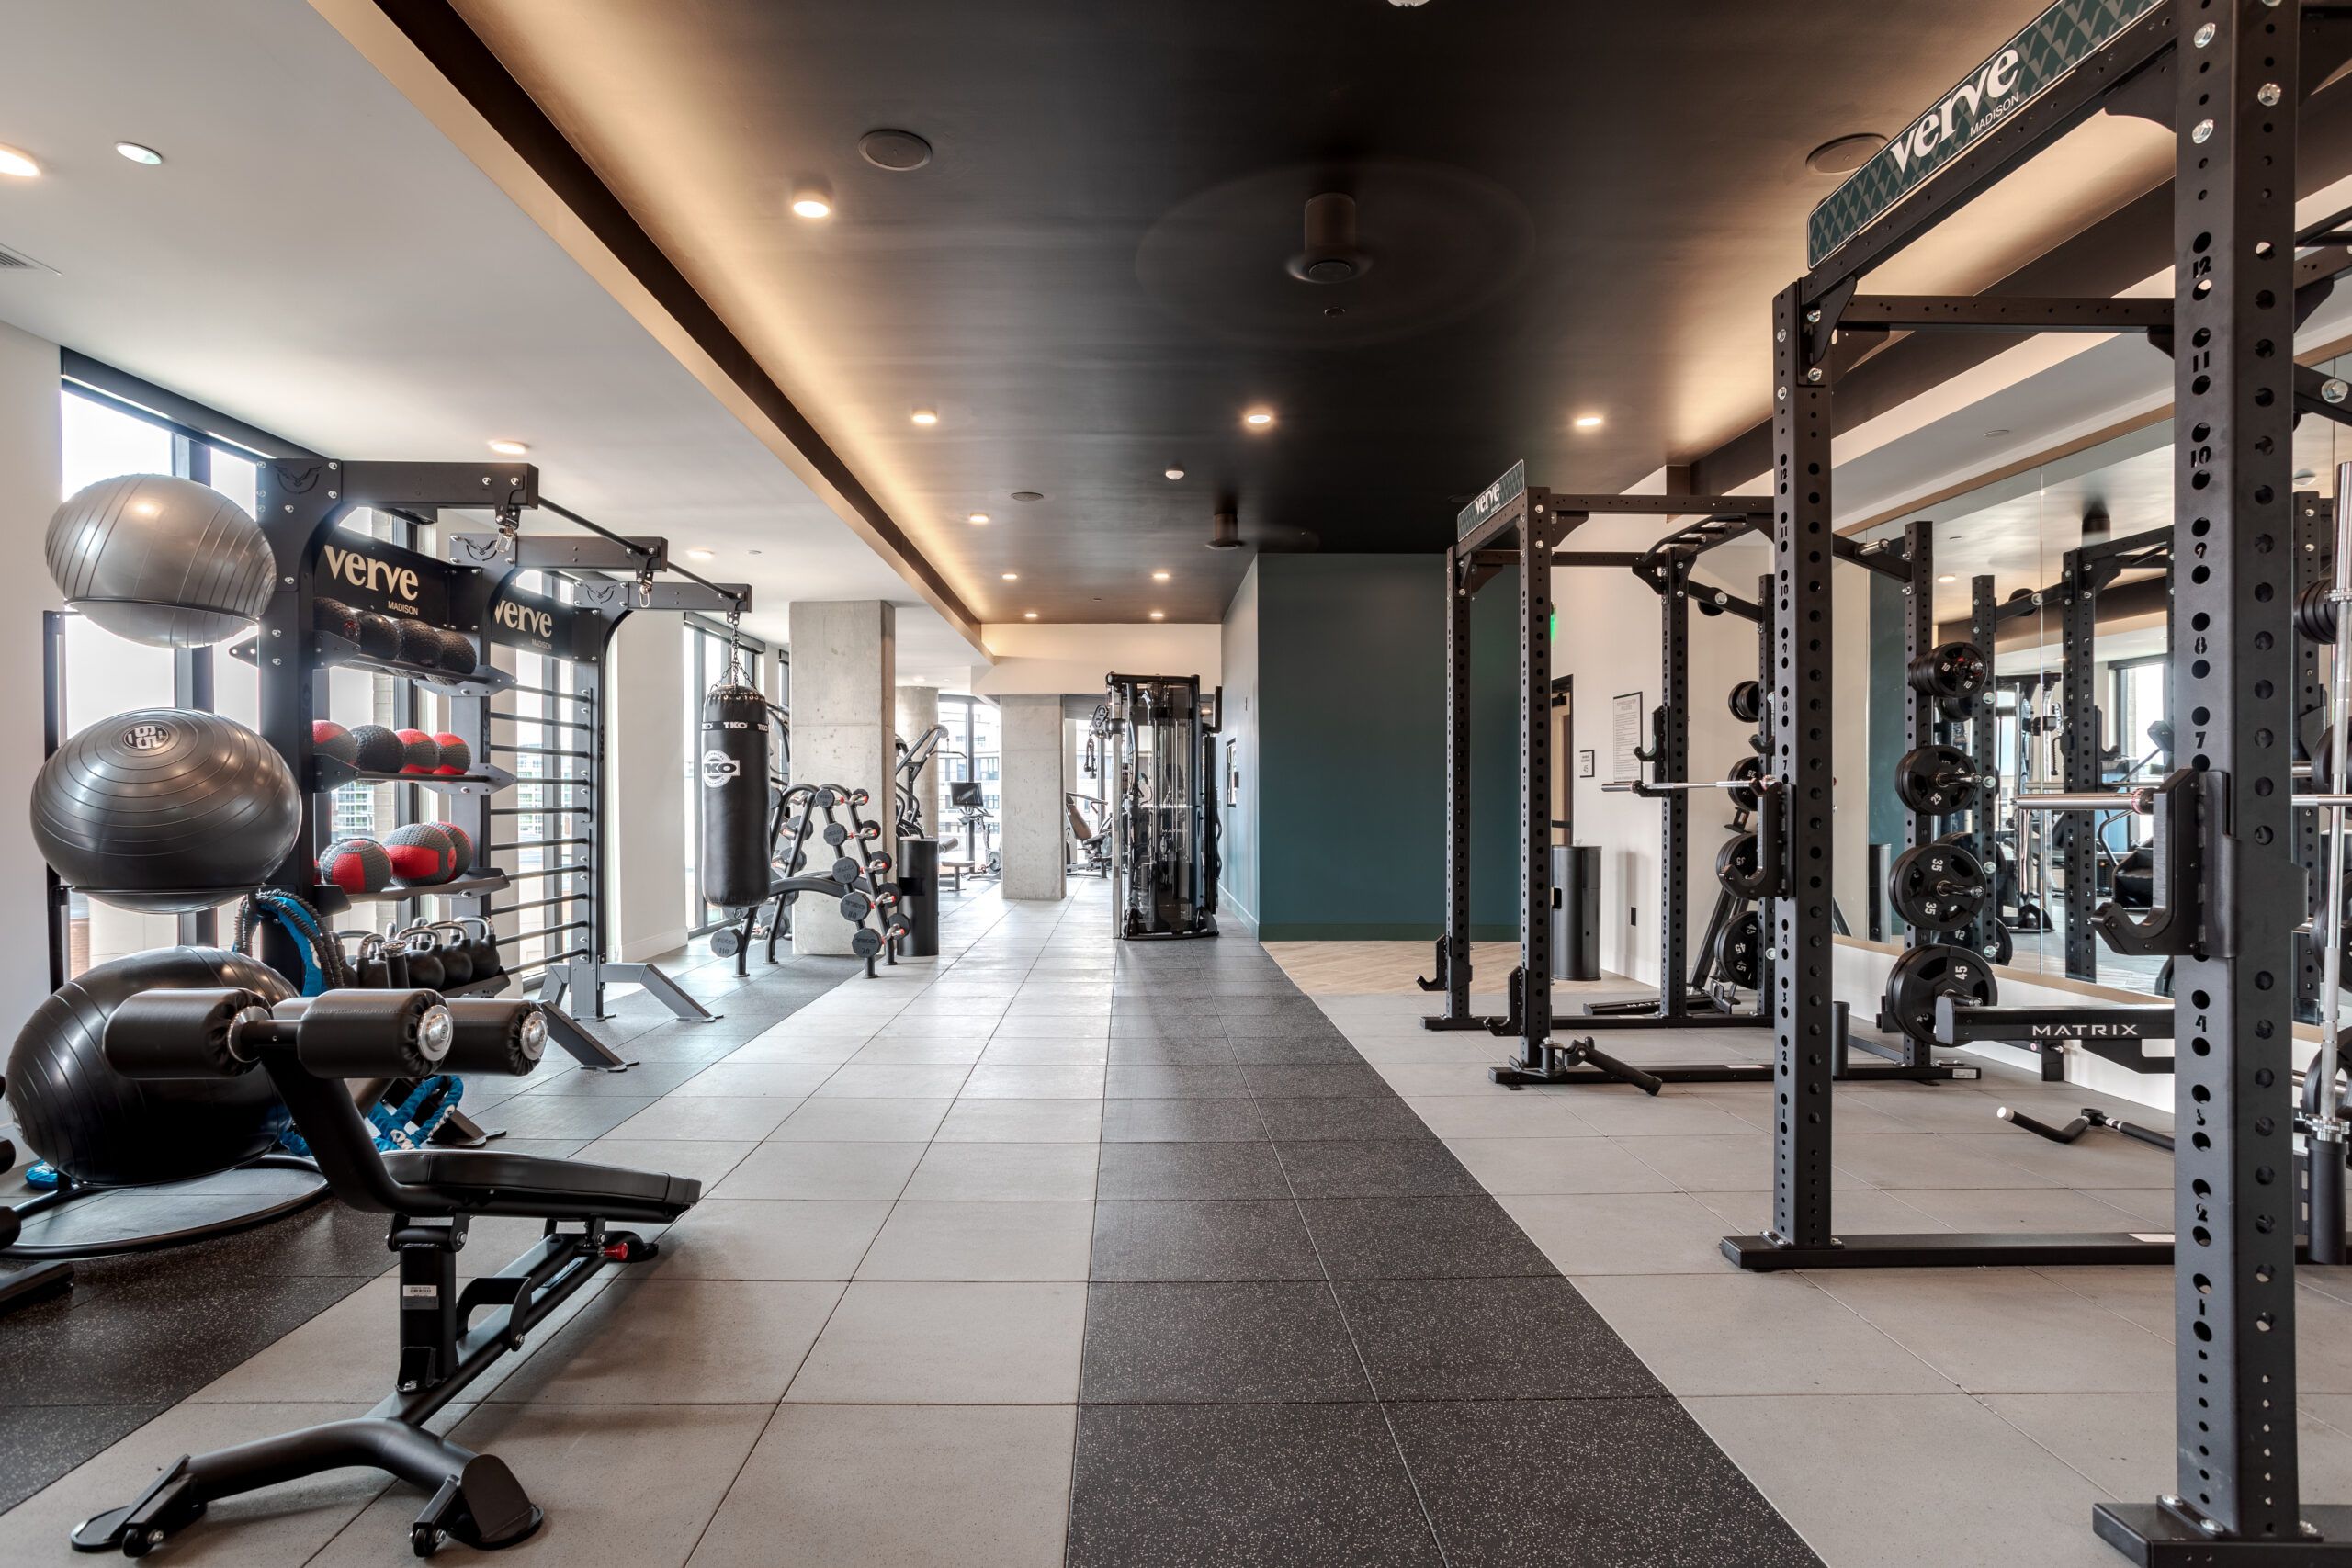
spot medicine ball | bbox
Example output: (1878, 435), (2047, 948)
(32, 708), (302, 910)
(345, 723), (407, 774)
(434, 627), (478, 675)
(353, 611), (401, 661)
(393, 617), (445, 669)
(312, 719), (358, 767)
(441, 823), (474, 875)
(314, 596), (364, 644)
(393, 729), (442, 775)
(321, 837), (393, 894)
(46, 475), (275, 648)
(430, 734), (471, 776)
(5, 946), (291, 1188)
(384, 821), (459, 886)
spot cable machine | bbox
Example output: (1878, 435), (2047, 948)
(1102, 671), (1220, 940)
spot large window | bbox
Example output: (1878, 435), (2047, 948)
(934, 694), (1001, 863)
(52, 388), (272, 978)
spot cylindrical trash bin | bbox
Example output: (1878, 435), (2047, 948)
(896, 836), (941, 958)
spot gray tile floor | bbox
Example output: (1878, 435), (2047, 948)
(17, 889), (2352, 1567)
(1308, 977), (2352, 1568)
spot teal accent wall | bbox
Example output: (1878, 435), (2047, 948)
(1248, 554), (1520, 942)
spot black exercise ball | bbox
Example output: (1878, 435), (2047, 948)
(45, 474), (274, 648)
(31, 708), (303, 910)
(6, 946), (292, 1188)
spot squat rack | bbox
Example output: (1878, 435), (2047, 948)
(1714, 2), (2352, 1559)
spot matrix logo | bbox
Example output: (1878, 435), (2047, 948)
(700, 750), (740, 788)
(494, 599), (554, 641)
(120, 720), (174, 752)
(2026, 1021), (2144, 1039)
(321, 544), (420, 604)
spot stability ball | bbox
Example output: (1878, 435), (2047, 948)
(6, 947), (292, 1188)
(45, 474), (276, 647)
(31, 708), (302, 909)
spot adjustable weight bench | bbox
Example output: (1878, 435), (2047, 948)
(69, 987), (701, 1560)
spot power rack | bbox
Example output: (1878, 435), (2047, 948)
(1708, 1), (2352, 1559)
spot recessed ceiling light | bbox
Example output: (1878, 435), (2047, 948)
(1572, 414), (1603, 429)
(1165, 467), (1185, 480)
(790, 183), (832, 220)
(1806, 133), (1886, 175)
(967, 513), (990, 525)
(685, 548), (715, 561)
(1243, 409), (1275, 428)
(114, 141), (164, 166)
(488, 439), (529, 456)
(1936, 573), (1957, 584)
(1011, 490), (1045, 502)
(1149, 611), (1165, 620)
(910, 407), (939, 425)
(1152, 570), (1170, 581)
(1023, 610), (1038, 620)
(1001, 571), (1019, 581)
(1984, 428), (2011, 439)
(0, 145), (40, 178)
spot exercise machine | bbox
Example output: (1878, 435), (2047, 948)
(1102, 671), (1220, 940)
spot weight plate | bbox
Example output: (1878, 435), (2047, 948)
(1727, 754), (1766, 814)
(1894, 744), (1983, 816)
(1977, 921), (2013, 966)
(1883, 942), (1997, 1044)
(1726, 680), (1763, 725)
(1905, 641), (1991, 704)
(1715, 909), (1763, 989)
(1887, 840), (1989, 931)
(1714, 832), (1759, 893)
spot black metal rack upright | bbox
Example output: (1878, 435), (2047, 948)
(1713, 1), (2352, 1556)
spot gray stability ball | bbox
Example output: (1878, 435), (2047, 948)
(47, 473), (276, 647)
(32, 707), (303, 909)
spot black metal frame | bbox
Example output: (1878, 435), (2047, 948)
(1721, 3), (2352, 1556)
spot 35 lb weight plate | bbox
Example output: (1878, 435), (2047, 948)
(1887, 840), (1989, 931)
(1883, 942), (1998, 1045)
(1714, 832), (1759, 893)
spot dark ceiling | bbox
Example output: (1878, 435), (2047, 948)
(429, 0), (2055, 623)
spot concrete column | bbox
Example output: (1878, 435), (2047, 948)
(895, 683), (940, 835)
(999, 694), (1067, 900)
(791, 601), (896, 953)
(608, 610), (690, 961)
(0, 321), (59, 1021)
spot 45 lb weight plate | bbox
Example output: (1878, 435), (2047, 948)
(1883, 942), (1997, 1045)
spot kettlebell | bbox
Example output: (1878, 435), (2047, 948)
(342, 931), (390, 988)
(429, 921), (476, 987)
(399, 928), (447, 991)
(458, 915), (504, 979)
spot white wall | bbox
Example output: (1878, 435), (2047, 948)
(976, 623), (1220, 696)
(1550, 524), (1761, 987)
(0, 321), (60, 1021)
(605, 610), (690, 962)
(1217, 564), (1261, 933)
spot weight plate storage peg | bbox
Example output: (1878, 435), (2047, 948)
(1883, 942), (1997, 1045)
(1894, 744), (1985, 816)
(1714, 908), (1763, 989)
(1887, 840), (1989, 930)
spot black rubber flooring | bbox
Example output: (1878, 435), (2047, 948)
(1067, 938), (1821, 1568)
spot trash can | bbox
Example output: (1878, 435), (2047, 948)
(896, 836), (941, 958)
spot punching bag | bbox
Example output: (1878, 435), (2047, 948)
(700, 682), (772, 909)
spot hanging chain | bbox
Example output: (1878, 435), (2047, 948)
(723, 601), (748, 684)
